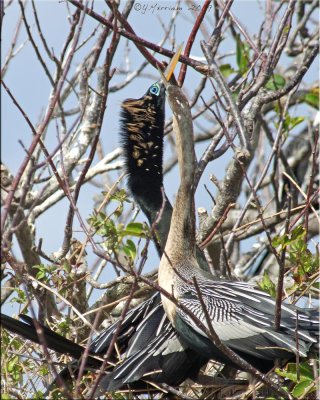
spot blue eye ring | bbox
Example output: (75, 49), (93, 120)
(149, 83), (161, 96)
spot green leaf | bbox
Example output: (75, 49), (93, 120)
(273, 226), (306, 250)
(292, 380), (315, 398)
(36, 271), (46, 280)
(114, 203), (124, 218)
(122, 239), (137, 260)
(288, 116), (305, 130)
(276, 362), (315, 384)
(236, 35), (250, 74)
(274, 112), (305, 133)
(39, 365), (49, 376)
(290, 226), (305, 241)
(34, 392), (45, 400)
(56, 317), (72, 336)
(7, 355), (22, 382)
(121, 222), (146, 237)
(303, 91), (319, 109)
(298, 363), (315, 380)
(96, 217), (117, 240)
(219, 64), (235, 78)
(258, 271), (276, 297)
(110, 393), (128, 400)
(10, 336), (24, 351)
(312, 281), (320, 289)
(265, 74), (286, 90)
(279, 114), (305, 132)
(109, 189), (129, 203)
(265, 398), (285, 400)
(89, 214), (121, 250)
(273, 225), (318, 280)
(272, 235), (283, 248)
(88, 211), (107, 228)
(33, 264), (52, 282)
(275, 367), (298, 382)
(11, 289), (28, 305)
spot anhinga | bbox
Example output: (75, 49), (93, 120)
(158, 75), (318, 373)
(1, 47), (209, 394)
(90, 47), (211, 392)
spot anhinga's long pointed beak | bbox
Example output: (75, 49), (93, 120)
(164, 44), (183, 81)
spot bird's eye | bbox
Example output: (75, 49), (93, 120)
(149, 83), (160, 96)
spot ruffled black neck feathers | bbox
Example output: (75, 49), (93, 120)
(120, 94), (165, 212)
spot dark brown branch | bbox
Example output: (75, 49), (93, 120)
(178, 0), (211, 87)
(304, 131), (319, 237)
(105, 0), (161, 69)
(208, 0), (234, 54)
(217, 0), (260, 57)
(18, 0), (55, 85)
(199, 203), (235, 250)
(31, 0), (60, 66)
(67, 0), (208, 74)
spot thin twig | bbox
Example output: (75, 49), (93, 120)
(274, 192), (291, 331)
(1, 2), (87, 233)
(68, 0), (208, 73)
(201, 41), (250, 150)
(178, 0), (212, 87)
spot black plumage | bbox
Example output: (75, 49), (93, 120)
(1, 293), (208, 394)
(118, 82), (174, 256)
(92, 294), (206, 394)
(1, 313), (101, 367)
(120, 83), (166, 212)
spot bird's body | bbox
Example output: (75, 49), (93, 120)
(95, 74), (210, 391)
(161, 262), (317, 370)
(158, 82), (318, 376)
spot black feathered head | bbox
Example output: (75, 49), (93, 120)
(119, 46), (182, 210)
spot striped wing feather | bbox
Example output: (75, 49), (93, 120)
(97, 314), (204, 392)
(90, 293), (159, 354)
(177, 279), (318, 360)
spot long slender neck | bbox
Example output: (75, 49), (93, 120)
(120, 95), (173, 254)
(164, 85), (196, 264)
(120, 90), (211, 273)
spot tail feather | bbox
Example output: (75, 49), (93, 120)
(96, 325), (207, 394)
(1, 313), (101, 367)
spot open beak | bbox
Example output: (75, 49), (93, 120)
(164, 44), (183, 81)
